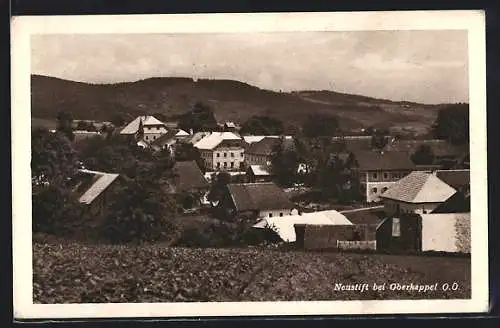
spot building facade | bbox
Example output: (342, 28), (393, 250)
(376, 213), (470, 254)
(381, 171), (457, 216)
(351, 150), (416, 203)
(194, 132), (246, 171)
(218, 182), (296, 220)
(119, 115), (168, 143)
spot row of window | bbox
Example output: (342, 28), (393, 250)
(387, 203), (429, 215)
(144, 135), (158, 141)
(215, 161), (244, 169)
(371, 186), (389, 194)
(269, 212), (284, 218)
(216, 152), (244, 158)
(144, 126), (165, 131)
(370, 172), (405, 180)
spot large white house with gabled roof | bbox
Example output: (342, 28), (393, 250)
(119, 115), (168, 143)
(194, 132), (246, 171)
(380, 171), (457, 215)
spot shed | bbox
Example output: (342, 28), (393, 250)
(376, 213), (470, 253)
(253, 210), (352, 242)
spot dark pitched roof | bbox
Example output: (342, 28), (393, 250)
(341, 209), (385, 225)
(245, 137), (294, 156)
(352, 150), (416, 171)
(435, 170), (470, 188)
(431, 191), (470, 213)
(227, 182), (295, 211)
(344, 139), (374, 152)
(171, 161), (209, 192)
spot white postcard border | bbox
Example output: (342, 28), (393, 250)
(12, 10), (488, 319)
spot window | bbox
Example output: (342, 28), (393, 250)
(241, 152), (244, 157)
(145, 136), (149, 140)
(230, 152), (234, 157)
(392, 218), (401, 237)
(279, 213), (283, 217)
(216, 153), (220, 158)
(224, 153), (227, 158)
(382, 187), (388, 193)
(216, 163), (221, 169)
(372, 187), (378, 193)
(223, 162), (227, 168)
(383, 173), (388, 179)
(153, 136), (157, 140)
(269, 213), (273, 218)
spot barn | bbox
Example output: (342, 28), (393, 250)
(376, 212), (470, 254)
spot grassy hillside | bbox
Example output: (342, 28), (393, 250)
(31, 75), (444, 133)
(33, 242), (470, 303)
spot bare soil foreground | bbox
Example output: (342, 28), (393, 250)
(33, 242), (470, 303)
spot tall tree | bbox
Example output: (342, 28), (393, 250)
(207, 172), (232, 203)
(411, 144), (435, 165)
(31, 128), (84, 235)
(270, 138), (300, 187)
(179, 101), (218, 132)
(302, 114), (339, 138)
(432, 103), (469, 145)
(31, 128), (78, 185)
(174, 142), (205, 172)
(239, 115), (285, 135)
(371, 128), (389, 149)
(56, 110), (74, 141)
(102, 166), (178, 243)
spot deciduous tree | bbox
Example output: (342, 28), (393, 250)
(432, 103), (469, 145)
(239, 115), (285, 135)
(56, 110), (74, 141)
(411, 144), (435, 165)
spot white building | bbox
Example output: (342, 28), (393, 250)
(119, 115), (168, 143)
(194, 132), (246, 171)
(381, 171), (457, 215)
(253, 210), (353, 243)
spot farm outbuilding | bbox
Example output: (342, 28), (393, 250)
(253, 210), (353, 243)
(376, 213), (470, 254)
(294, 224), (378, 250)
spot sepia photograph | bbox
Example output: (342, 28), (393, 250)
(12, 11), (488, 318)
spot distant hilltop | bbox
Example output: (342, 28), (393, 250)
(31, 74), (460, 134)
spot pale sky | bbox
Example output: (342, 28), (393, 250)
(31, 31), (469, 104)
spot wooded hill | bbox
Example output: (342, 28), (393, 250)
(32, 74), (448, 133)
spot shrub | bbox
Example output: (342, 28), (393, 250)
(32, 184), (91, 238)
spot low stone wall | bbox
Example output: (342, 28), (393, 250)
(337, 240), (377, 250)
